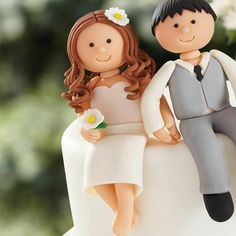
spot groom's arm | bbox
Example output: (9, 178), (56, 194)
(141, 61), (176, 136)
(210, 49), (236, 95)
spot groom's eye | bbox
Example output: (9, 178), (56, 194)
(174, 23), (179, 28)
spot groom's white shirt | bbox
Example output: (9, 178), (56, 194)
(141, 50), (236, 135)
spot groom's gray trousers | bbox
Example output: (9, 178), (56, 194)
(180, 106), (236, 194)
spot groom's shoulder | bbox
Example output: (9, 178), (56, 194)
(154, 60), (176, 77)
(162, 60), (176, 68)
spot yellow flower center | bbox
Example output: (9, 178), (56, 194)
(87, 115), (97, 124)
(113, 13), (124, 20)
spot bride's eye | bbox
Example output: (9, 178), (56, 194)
(89, 42), (95, 47)
(106, 39), (112, 44)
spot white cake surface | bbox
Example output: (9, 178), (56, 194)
(61, 84), (236, 236)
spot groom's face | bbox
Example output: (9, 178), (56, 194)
(154, 10), (215, 54)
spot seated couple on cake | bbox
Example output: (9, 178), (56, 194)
(62, 1), (236, 235)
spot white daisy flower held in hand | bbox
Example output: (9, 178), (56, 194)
(79, 109), (107, 130)
(105, 7), (130, 26)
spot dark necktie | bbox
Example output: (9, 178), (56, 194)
(194, 65), (204, 81)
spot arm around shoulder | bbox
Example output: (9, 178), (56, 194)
(141, 61), (176, 136)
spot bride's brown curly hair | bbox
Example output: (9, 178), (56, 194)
(63, 10), (156, 113)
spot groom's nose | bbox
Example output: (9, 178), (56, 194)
(182, 26), (190, 34)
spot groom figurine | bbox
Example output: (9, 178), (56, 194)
(142, 0), (236, 222)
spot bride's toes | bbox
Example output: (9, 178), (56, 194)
(112, 212), (132, 235)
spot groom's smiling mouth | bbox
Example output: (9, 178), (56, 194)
(179, 35), (195, 43)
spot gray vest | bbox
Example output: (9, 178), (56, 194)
(168, 57), (230, 120)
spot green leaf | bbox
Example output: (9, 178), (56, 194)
(96, 122), (108, 129)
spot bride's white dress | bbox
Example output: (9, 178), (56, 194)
(84, 82), (147, 197)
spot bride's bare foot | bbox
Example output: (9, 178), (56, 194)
(132, 211), (139, 227)
(112, 211), (132, 236)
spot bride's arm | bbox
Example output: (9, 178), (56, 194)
(78, 77), (105, 143)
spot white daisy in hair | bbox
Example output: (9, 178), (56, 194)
(79, 109), (107, 130)
(105, 7), (130, 26)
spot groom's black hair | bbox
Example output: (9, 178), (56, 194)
(151, 0), (217, 35)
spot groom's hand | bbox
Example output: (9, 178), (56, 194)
(153, 127), (177, 144)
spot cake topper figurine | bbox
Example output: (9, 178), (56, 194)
(142, 0), (236, 222)
(63, 7), (180, 235)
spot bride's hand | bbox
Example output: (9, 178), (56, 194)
(165, 123), (181, 141)
(80, 128), (105, 143)
(153, 127), (177, 145)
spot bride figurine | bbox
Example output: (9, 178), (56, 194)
(62, 7), (180, 236)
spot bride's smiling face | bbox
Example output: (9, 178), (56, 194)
(76, 22), (125, 73)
